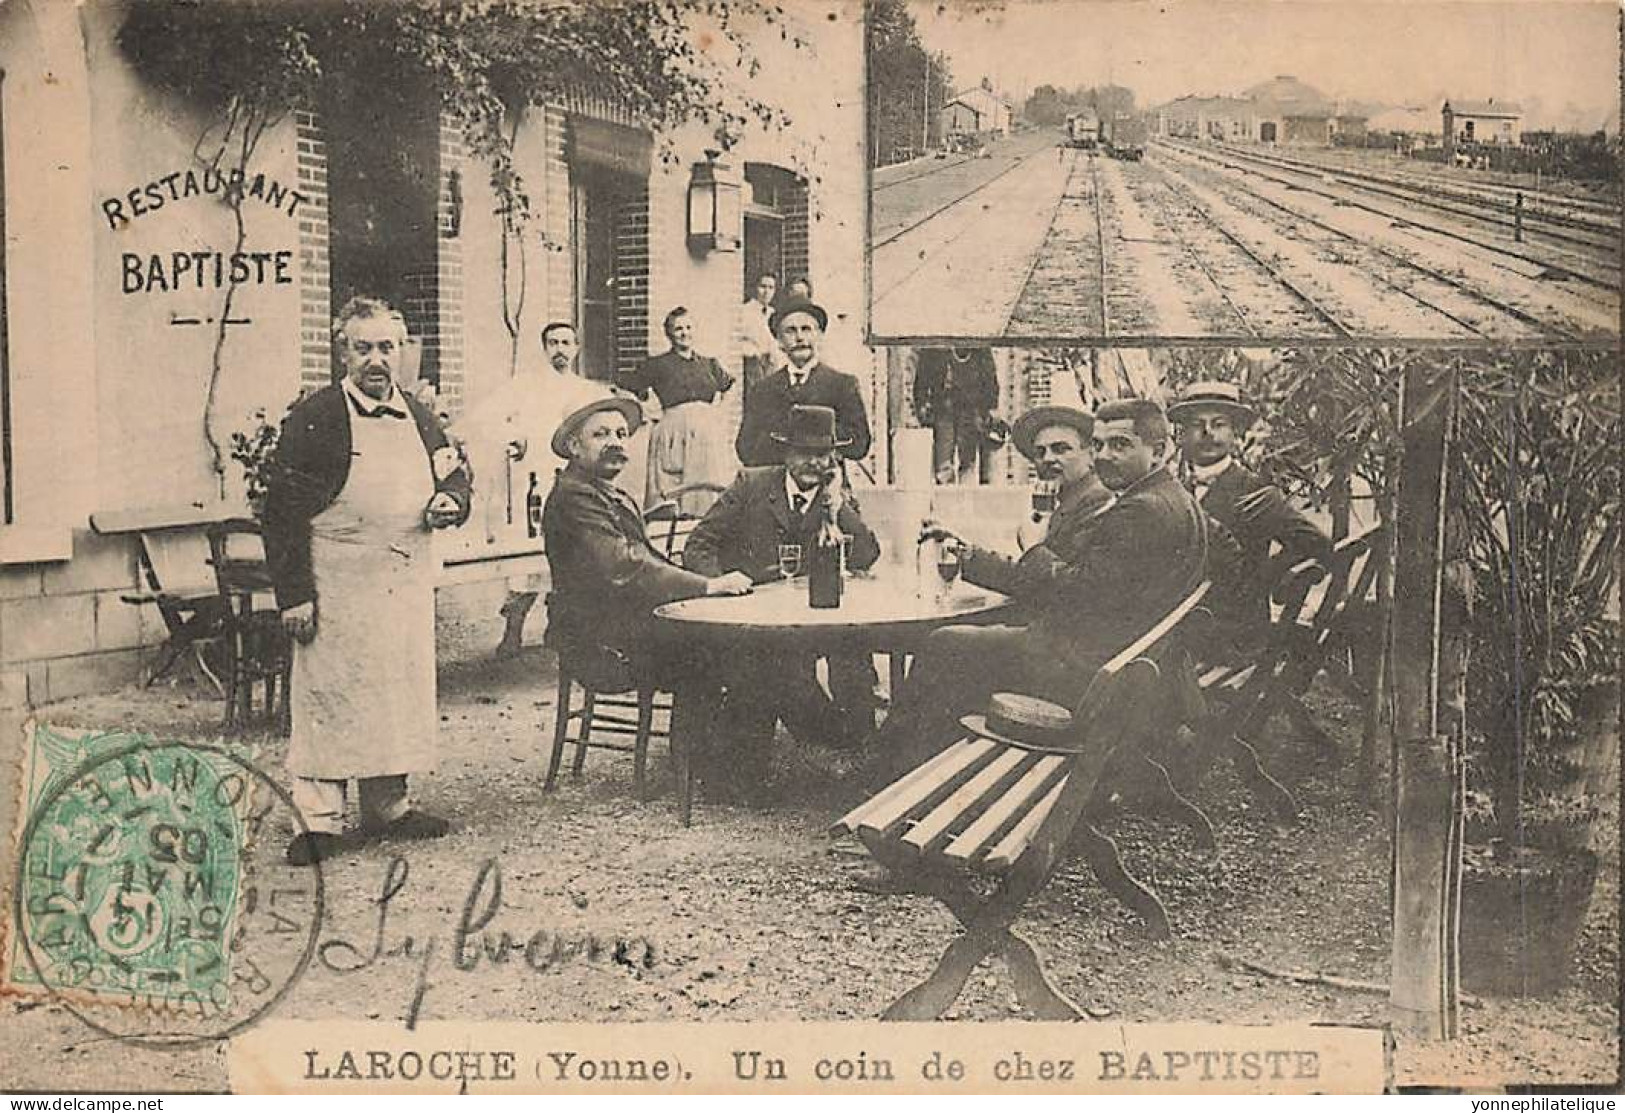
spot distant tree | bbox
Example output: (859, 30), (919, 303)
(1023, 83), (1069, 126)
(868, 0), (953, 164)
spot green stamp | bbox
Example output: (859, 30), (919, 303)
(8, 728), (323, 1047)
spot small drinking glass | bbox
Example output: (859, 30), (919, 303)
(777, 543), (803, 579)
(936, 544), (962, 596)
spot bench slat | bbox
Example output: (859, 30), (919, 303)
(983, 777), (1067, 871)
(901, 746), (1031, 857)
(832, 737), (983, 835)
(942, 753), (1068, 864)
(843, 738), (998, 839)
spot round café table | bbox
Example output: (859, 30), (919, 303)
(654, 569), (1012, 825)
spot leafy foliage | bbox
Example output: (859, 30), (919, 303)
(867, 0), (953, 165)
(118, 0), (805, 222)
(1023, 83), (1137, 128)
(228, 409), (281, 514)
(1454, 349), (1621, 848)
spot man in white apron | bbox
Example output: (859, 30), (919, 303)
(262, 296), (473, 866)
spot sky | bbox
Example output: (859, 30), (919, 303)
(909, 0), (1620, 129)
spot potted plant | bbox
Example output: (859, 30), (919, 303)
(1454, 349), (1620, 996)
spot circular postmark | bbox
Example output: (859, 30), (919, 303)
(11, 736), (324, 1047)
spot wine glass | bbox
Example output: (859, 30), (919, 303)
(777, 543), (803, 579)
(936, 544), (962, 596)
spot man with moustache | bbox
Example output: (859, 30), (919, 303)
(455, 320), (610, 657)
(1169, 380), (1329, 647)
(540, 396), (752, 694)
(947, 406), (1112, 605)
(263, 296), (472, 866)
(685, 406), (883, 781)
(873, 398), (1207, 778)
(735, 298), (871, 468)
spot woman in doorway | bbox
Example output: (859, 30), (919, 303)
(617, 306), (736, 516)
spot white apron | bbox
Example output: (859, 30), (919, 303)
(644, 400), (734, 516)
(288, 408), (438, 780)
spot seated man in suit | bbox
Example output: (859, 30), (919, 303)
(871, 398), (1208, 782)
(1169, 380), (1330, 650)
(686, 406), (883, 781)
(541, 396), (752, 695)
(954, 406), (1113, 607)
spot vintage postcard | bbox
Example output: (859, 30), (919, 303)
(0, 0), (1619, 1099)
(866, 0), (1620, 343)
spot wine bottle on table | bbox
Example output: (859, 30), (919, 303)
(525, 472), (542, 538)
(807, 495), (844, 610)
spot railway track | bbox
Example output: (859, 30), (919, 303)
(1150, 160), (1354, 338)
(872, 153), (977, 193)
(1153, 145), (1586, 339)
(1194, 139), (1620, 249)
(1161, 140), (1620, 292)
(871, 149), (1045, 251)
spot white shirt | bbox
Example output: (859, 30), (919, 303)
(342, 377), (410, 419)
(1188, 457), (1235, 503)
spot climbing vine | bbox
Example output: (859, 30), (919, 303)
(116, 0), (811, 488)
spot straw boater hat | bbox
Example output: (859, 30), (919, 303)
(770, 404), (851, 451)
(1010, 406), (1096, 462)
(1167, 380), (1257, 428)
(959, 692), (1082, 754)
(768, 297), (829, 335)
(551, 395), (644, 459)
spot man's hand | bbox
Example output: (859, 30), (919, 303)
(506, 438), (528, 462)
(425, 491), (462, 529)
(704, 571), (754, 597)
(1016, 514), (1048, 553)
(281, 602), (317, 645)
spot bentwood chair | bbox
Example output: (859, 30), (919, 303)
(206, 519), (293, 734)
(543, 484), (723, 801)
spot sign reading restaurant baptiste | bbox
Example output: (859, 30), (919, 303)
(101, 166), (303, 294)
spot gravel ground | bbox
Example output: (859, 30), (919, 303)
(2, 625), (1617, 1092)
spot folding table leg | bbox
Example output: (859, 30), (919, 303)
(1227, 734), (1301, 823)
(1135, 754), (1217, 849)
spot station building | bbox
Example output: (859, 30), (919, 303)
(0, 0), (874, 708)
(1156, 77), (1368, 146)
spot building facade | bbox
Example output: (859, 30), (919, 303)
(0, 0), (871, 707)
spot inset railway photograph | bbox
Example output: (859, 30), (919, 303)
(867, 0), (1620, 342)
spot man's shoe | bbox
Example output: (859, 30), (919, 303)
(286, 832), (343, 867)
(369, 810), (452, 841)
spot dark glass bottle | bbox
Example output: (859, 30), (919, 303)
(525, 472), (543, 538)
(807, 500), (844, 610)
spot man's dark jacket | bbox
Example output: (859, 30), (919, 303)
(1197, 459), (1330, 637)
(541, 463), (711, 659)
(262, 384), (472, 611)
(684, 467), (881, 584)
(913, 348), (999, 422)
(962, 467), (1207, 672)
(735, 363), (871, 466)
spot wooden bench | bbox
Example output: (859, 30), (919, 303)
(831, 583), (1211, 1020)
(1179, 527), (1384, 822)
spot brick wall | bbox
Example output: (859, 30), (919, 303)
(0, 529), (146, 706)
(296, 110), (332, 395)
(613, 187), (650, 383)
(782, 175), (810, 288)
(435, 116), (466, 418)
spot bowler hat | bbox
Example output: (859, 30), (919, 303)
(959, 692), (1082, 754)
(551, 395), (644, 459)
(769, 297), (829, 335)
(1010, 405), (1095, 461)
(770, 404), (851, 451)
(1167, 380), (1257, 427)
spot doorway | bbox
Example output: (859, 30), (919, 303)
(1260, 121), (1278, 143)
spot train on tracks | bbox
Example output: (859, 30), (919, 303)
(1101, 114), (1148, 160)
(1065, 110), (1100, 149)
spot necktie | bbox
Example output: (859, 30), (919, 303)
(792, 492), (810, 516)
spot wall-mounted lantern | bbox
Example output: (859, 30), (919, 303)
(686, 149), (741, 254)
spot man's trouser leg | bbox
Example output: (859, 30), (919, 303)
(932, 408), (957, 481)
(358, 775), (411, 830)
(872, 624), (1067, 784)
(826, 650), (882, 745)
(955, 415), (986, 485)
(291, 778), (347, 836)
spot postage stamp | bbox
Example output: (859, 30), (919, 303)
(6, 726), (323, 1048)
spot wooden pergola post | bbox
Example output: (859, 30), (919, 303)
(1388, 364), (1466, 1040)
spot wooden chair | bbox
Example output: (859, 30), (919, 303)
(832, 583), (1211, 1019)
(542, 486), (721, 799)
(206, 519), (292, 733)
(105, 522), (230, 692)
(1180, 527), (1384, 821)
